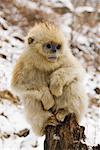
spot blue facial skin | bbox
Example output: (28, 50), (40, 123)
(45, 43), (61, 53)
(51, 45), (57, 53)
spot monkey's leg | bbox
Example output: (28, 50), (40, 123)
(64, 81), (88, 122)
(55, 81), (88, 123)
(23, 95), (54, 136)
(50, 67), (83, 97)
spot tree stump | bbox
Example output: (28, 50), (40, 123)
(44, 113), (100, 150)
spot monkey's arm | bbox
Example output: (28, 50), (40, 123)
(11, 60), (42, 98)
(50, 67), (85, 97)
(11, 59), (54, 110)
(12, 82), (54, 111)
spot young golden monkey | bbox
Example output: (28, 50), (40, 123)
(11, 23), (88, 136)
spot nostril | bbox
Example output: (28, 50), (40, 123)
(52, 49), (56, 53)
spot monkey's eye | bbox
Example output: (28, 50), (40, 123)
(45, 43), (52, 49)
(56, 44), (61, 50)
(28, 37), (34, 44)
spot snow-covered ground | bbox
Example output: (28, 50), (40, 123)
(0, 0), (100, 149)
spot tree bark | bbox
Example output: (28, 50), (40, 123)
(44, 113), (100, 150)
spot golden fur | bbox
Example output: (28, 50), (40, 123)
(11, 23), (88, 136)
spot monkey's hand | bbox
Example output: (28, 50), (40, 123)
(41, 87), (55, 110)
(50, 74), (64, 97)
(22, 88), (54, 111)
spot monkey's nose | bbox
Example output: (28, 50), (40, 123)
(52, 49), (56, 53)
(51, 45), (57, 53)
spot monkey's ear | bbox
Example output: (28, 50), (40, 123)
(28, 37), (34, 44)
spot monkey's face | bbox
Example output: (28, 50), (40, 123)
(41, 41), (63, 62)
(27, 23), (67, 63)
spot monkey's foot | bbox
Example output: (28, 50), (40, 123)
(45, 115), (58, 127)
(56, 109), (68, 122)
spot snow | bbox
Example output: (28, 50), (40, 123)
(75, 6), (95, 13)
(82, 106), (100, 146)
(0, 0), (100, 149)
(0, 100), (45, 150)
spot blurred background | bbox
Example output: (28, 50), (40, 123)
(0, 0), (100, 150)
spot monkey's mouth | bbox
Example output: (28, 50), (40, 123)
(47, 56), (57, 62)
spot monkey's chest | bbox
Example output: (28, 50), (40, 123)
(30, 70), (50, 88)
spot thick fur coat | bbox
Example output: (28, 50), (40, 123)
(11, 23), (88, 136)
